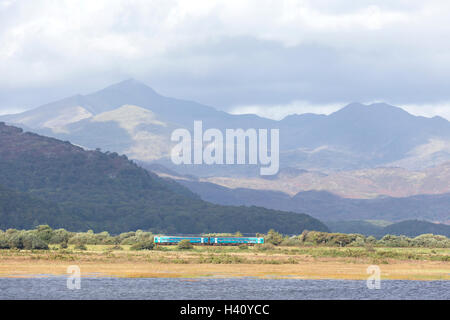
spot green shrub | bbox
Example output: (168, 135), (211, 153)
(23, 235), (49, 250)
(301, 231), (366, 247)
(378, 235), (411, 247)
(7, 233), (24, 249)
(120, 231), (153, 245)
(0, 237), (9, 249)
(177, 239), (193, 250)
(35, 225), (53, 243)
(130, 240), (154, 251)
(280, 237), (302, 246)
(411, 234), (450, 248)
(265, 229), (284, 245)
(5, 232), (48, 250)
(366, 236), (377, 244)
(49, 229), (72, 244)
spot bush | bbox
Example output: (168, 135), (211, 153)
(378, 235), (411, 247)
(69, 233), (97, 245)
(130, 240), (154, 251)
(177, 239), (193, 250)
(49, 229), (71, 244)
(280, 237), (303, 246)
(238, 244), (248, 250)
(60, 242), (68, 249)
(23, 235), (49, 250)
(7, 233), (24, 249)
(411, 234), (450, 248)
(301, 231), (366, 247)
(34, 225), (53, 242)
(0, 237), (9, 249)
(265, 229), (284, 246)
(5, 232), (48, 250)
(366, 236), (377, 244)
(120, 231), (153, 245)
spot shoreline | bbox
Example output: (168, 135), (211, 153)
(1, 275), (449, 281)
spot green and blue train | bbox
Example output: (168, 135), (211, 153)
(154, 236), (264, 246)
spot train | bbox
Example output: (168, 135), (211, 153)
(154, 236), (264, 246)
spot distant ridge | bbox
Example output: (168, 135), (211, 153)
(161, 173), (450, 223)
(326, 220), (450, 238)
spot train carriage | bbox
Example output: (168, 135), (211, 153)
(210, 237), (264, 245)
(154, 236), (208, 245)
(154, 236), (264, 246)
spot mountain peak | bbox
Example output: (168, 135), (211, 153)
(98, 78), (157, 94)
(81, 79), (161, 114)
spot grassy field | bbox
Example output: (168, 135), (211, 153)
(0, 244), (448, 280)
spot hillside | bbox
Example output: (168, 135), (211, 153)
(0, 122), (328, 234)
(0, 184), (71, 230)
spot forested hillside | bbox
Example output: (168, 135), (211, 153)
(0, 123), (328, 234)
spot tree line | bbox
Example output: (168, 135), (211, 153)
(0, 226), (449, 250)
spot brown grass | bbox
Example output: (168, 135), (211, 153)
(0, 245), (448, 280)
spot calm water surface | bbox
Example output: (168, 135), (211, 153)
(0, 277), (448, 300)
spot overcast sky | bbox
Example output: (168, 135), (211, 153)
(1, 0), (450, 120)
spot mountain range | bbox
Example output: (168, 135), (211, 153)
(147, 165), (450, 223)
(185, 162), (450, 199)
(1, 79), (449, 228)
(2, 79), (450, 175)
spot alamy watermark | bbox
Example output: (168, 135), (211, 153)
(366, 265), (381, 289)
(67, 265), (81, 290)
(171, 121), (280, 175)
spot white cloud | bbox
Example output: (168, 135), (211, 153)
(0, 107), (24, 116)
(0, 0), (441, 85)
(1, 0), (450, 119)
(401, 103), (450, 121)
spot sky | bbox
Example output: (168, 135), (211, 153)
(1, 0), (450, 120)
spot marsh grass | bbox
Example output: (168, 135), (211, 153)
(0, 244), (448, 265)
(0, 244), (448, 280)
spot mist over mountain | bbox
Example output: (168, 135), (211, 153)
(2, 80), (450, 175)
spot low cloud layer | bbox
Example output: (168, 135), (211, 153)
(1, 0), (450, 120)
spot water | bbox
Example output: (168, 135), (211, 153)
(0, 277), (448, 300)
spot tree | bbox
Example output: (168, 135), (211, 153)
(265, 229), (284, 245)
